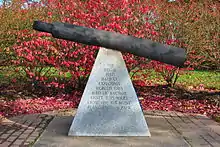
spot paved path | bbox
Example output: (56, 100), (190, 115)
(0, 114), (53, 147)
(1, 110), (220, 147)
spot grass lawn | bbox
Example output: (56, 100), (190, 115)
(132, 69), (220, 90)
(1, 66), (219, 90)
(177, 70), (220, 90)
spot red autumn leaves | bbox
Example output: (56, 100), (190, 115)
(1, 0), (219, 119)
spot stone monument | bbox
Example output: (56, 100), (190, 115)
(68, 48), (150, 136)
(32, 21), (186, 137)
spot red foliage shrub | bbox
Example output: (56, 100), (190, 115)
(1, 0), (219, 118)
(10, 0), (162, 91)
(8, 0), (218, 91)
(3, 0), (219, 92)
(11, 30), (98, 92)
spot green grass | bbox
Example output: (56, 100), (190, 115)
(177, 70), (220, 89)
(131, 69), (220, 89)
(1, 66), (220, 90)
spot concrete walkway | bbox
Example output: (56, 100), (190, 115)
(1, 110), (220, 147)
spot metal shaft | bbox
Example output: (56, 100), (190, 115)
(33, 21), (186, 67)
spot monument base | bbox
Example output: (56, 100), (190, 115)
(68, 48), (150, 136)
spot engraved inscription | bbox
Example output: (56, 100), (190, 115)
(87, 63), (131, 111)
